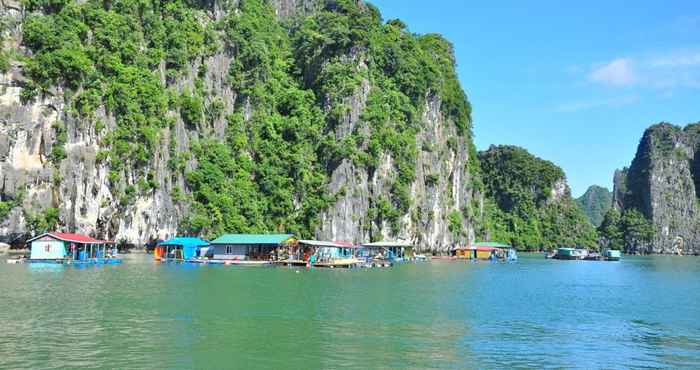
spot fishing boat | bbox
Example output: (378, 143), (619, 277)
(552, 247), (588, 260)
(308, 240), (363, 268)
(275, 240), (362, 268)
(603, 249), (621, 261)
(583, 252), (603, 261)
(7, 232), (121, 265)
(454, 242), (518, 262)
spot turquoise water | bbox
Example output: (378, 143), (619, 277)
(1, 253), (699, 369)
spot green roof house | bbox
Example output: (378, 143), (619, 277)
(209, 234), (293, 264)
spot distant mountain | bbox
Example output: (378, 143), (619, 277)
(576, 185), (612, 227)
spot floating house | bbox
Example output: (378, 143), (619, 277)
(361, 241), (415, 262)
(307, 240), (361, 268)
(455, 242), (517, 261)
(26, 232), (119, 264)
(209, 234), (293, 265)
(154, 237), (209, 262)
(277, 240), (361, 268)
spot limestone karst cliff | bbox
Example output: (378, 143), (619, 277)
(610, 122), (700, 255)
(0, 0), (482, 252)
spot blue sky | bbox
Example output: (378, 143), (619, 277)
(371, 0), (700, 197)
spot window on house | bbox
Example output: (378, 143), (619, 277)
(226, 246), (233, 254)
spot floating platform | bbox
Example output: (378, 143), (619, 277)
(6, 258), (122, 265)
(313, 258), (363, 268)
(156, 258), (274, 266)
(275, 260), (309, 267)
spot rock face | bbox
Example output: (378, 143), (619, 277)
(0, 0), (481, 252)
(576, 185), (612, 227)
(318, 93), (478, 250)
(612, 123), (700, 255)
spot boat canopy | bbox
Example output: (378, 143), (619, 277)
(210, 234), (293, 245)
(333, 240), (358, 248)
(298, 240), (346, 248)
(455, 241), (513, 250)
(473, 241), (512, 249)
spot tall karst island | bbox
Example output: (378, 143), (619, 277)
(0, 0), (485, 252)
(602, 123), (700, 255)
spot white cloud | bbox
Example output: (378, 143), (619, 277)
(650, 52), (700, 67)
(587, 50), (700, 90)
(589, 58), (637, 86)
(556, 95), (639, 113)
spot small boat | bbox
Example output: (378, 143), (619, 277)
(413, 254), (428, 262)
(603, 249), (621, 261)
(583, 252), (603, 261)
(552, 247), (589, 260)
(454, 242), (517, 262)
(222, 259), (273, 266)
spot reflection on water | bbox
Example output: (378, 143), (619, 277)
(1, 254), (699, 369)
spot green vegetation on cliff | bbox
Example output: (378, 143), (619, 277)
(598, 207), (654, 251)
(576, 185), (612, 227)
(479, 145), (597, 251)
(18, 0), (473, 239)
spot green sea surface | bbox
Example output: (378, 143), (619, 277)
(1, 253), (699, 369)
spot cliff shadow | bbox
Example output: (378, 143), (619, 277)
(691, 149), (700, 200)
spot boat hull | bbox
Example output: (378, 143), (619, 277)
(313, 258), (362, 268)
(7, 258), (122, 265)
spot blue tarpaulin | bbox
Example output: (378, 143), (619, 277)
(158, 237), (210, 259)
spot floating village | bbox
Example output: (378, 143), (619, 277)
(4, 231), (622, 267)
